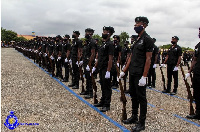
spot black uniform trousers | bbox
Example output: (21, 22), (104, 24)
(56, 57), (63, 79)
(147, 66), (156, 87)
(72, 58), (80, 86)
(85, 69), (93, 95)
(129, 74), (147, 125)
(99, 68), (112, 107)
(64, 62), (69, 80)
(167, 64), (178, 92)
(111, 63), (118, 87)
(193, 73), (200, 115)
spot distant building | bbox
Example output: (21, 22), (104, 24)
(17, 32), (46, 40)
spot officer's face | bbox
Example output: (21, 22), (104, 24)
(171, 38), (178, 43)
(134, 21), (143, 27)
(103, 30), (109, 34)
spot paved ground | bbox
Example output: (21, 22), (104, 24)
(1, 48), (200, 132)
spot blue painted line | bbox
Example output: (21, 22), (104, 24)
(113, 89), (156, 108)
(19, 52), (130, 132)
(174, 114), (200, 127)
(147, 87), (195, 103)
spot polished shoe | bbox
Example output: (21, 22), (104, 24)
(162, 90), (170, 93)
(62, 78), (69, 82)
(122, 115), (138, 124)
(170, 92), (176, 95)
(72, 85), (79, 89)
(131, 123), (145, 132)
(111, 85), (118, 89)
(80, 91), (88, 95)
(94, 103), (104, 107)
(68, 84), (75, 87)
(84, 94), (93, 99)
(124, 90), (130, 94)
(100, 107), (110, 112)
(186, 114), (200, 120)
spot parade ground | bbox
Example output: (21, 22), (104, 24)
(1, 48), (200, 131)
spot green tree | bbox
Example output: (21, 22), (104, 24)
(119, 31), (129, 47)
(92, 34), (102, 45)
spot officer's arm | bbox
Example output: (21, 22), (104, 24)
(154, 54), (158, 64)
(66, 50), (70, 59)
(117, 52), (121, 63)
(188, 57), (197, 73)
(163, 55), (168, 64)
(123, 54), (132, 73)
(78, 48), (82, 60)
(143, 52), (152, 77)
(89, 49), (95, 66)
(176, 56), (181, 67)
(107, 55), (113, 72)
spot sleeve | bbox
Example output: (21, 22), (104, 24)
(90, 40), (96, 50)
(194, 44), (200, 57)
(77, 40), (83, 48)
(118, 45), (122, 52)
(177, 46), (182, 56)
(144, 36), (154, 52)
(108, 43), (114, 56)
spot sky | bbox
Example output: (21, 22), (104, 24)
(1, 0), (200, 48)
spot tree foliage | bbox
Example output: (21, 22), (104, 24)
(119, 31), (129, 47)
(159, 44), (194, 51)
(1, 27), (27, 42)
(92, 34), (102, 45)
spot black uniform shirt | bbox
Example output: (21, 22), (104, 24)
(55, 42), (62, 55)
(42, 42), (47, 53)
(48, 42), (54, 55)
(121, 45), (130, 62)
(71, 39), (82, 58)
(194, 42), (200, 75)
(151, 44), (159, 66)
(167, 44), (182, 65)
(98, 39), (114, 70)
(113, 44), (122, 60)
(129, 31), (154, 76)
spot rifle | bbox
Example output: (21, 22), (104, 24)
(116, 64), (127, 121)
(186, 63), (193, 88)
(78, 60), (85, 94)
(159, 62), (166, 91)
(89, 64), (98, 104)
(180, 63), (195, 115)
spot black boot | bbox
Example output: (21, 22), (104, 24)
(72, 85), (79, 89)
(68, 83), (75, 87)
(122, 115), (138, 124)
(162, 89), (170, 93)
(94, 102), (104, 107)
(80, 91), (88, 95)
(186, 114), (200, 120)
(100, 106), (110, 112)
(131, 123), (145, 132)
(84, 94), (93, 99)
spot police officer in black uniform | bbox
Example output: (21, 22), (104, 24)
(81, 28), (96, 99)
(62, 35), (71, 82)
(185, 28), (200, 120)
(162, 36), (182, 95)
(55, 35), (63, 79)
(147, 38), (159, 88)
(68, 31), (82, 89)
(119, 16), (154, 132)
(92, 26), (114, 112)
(111, 35), (121, 89)
(48, 37), (56, 77)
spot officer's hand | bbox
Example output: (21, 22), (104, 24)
(86, 65), (90, 71)
(44, 53), (47, 57)
(185, 73), (190, 80)
(65, 58), (68, 63)
(160, 64), (165, 67)
(173, 66), (179, 71)
(79, 61), (83, 66)
(92, 67), (96, 73)
(76, 61), (79, 67)
(69, 59), (72, 65)
(117, 63), (119, 67)
(122, 65), (125, 71)
(50, 55), (54, 60)
(105, 71), (110, 79)
(153, 64), (157, 68)
(95, 59), (98, 63)
(138, 76), (147, 86)
(58, 56), (61, 60)
(119, 71), (125, 79)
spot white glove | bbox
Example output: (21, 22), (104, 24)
(86, 65), (90, 71)
(117, 63), (119, 67)
(58, 56), (61, 60)
(138, 76), (147, 86)
(119, 71), (125, 79)
(160, 64), (165, 67)
(153, 64), (157, 68)
(44, 53), (47, 57)
(92, 67), (96, 73)
(69, 59), (72, 65)
(79, 61), (83, 66)
(173, 66), (179, 71)
(65, 58), (68, 63)
(185, 73), (190, 80)
(95, 59), (97, 63)
(122, 65), (125, 71)
(105, 71), (110, 79)
(76, 61), (79, 67)
(50, 55), (54, 60)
